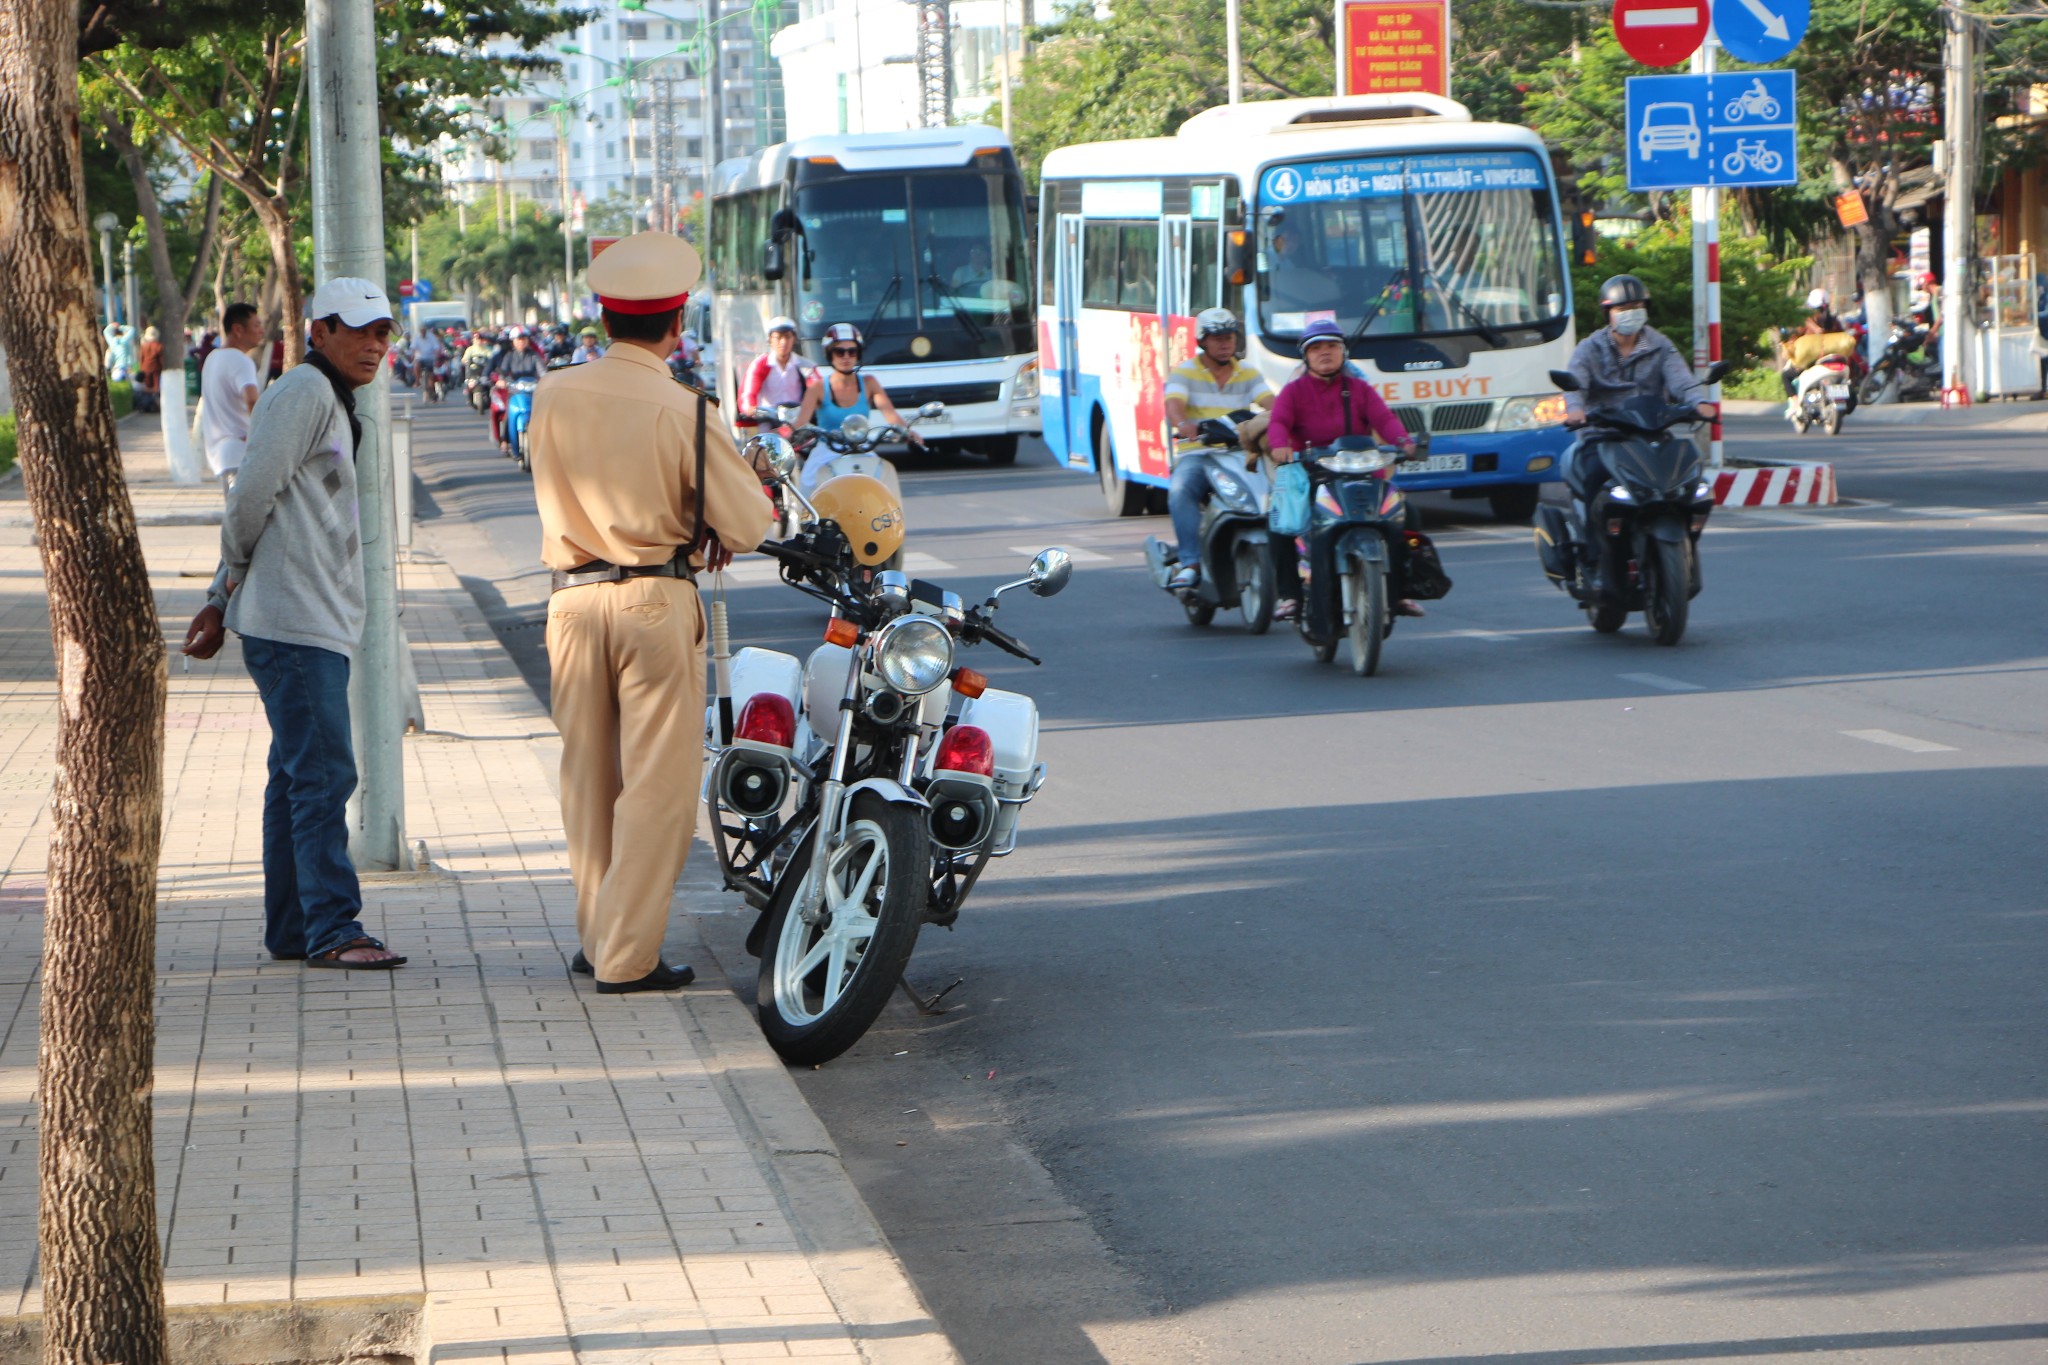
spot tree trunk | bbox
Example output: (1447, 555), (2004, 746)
(105, 116), (201, 482)
(1836, 154), (1895, 367)
(0, 2), (170, 1362)
(251, 194), (305, 367)
(182, 172), (225, 329)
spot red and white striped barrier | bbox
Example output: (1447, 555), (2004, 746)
(1711, 460), (1837, 507)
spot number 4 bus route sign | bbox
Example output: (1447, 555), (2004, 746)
(1626, 69), (1797, 191)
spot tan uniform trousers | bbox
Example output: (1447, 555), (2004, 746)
(546, 574), (704, 983)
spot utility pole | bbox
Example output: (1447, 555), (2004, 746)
(998, 0), (1013, 135)
(307, 0), (409, 871)
(1226, 0), (1243, 104)
(93, 212), (117, 327)
(557, 107), (576, 320)
(1689, 36), (1723, 467)
(1940, 0), (1975, 402)
(121, 238), (137, 333)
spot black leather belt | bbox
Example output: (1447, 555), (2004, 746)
(550, 551), (695, 593)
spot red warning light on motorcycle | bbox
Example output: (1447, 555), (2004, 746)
(1338, 0), (1449, 98)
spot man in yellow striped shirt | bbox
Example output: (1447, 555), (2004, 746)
(1164, 308), (1272, 588)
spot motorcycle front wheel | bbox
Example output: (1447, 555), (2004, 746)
(756, 793), (927, 1065)
(1347, 559), (1387, 677)
(1588, 602), (1627, 633)
(1857, 368), (1896, 406)
(1236, 540), (1275, 635)
(1645, 536), (1690, 646)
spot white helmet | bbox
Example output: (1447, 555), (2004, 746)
(1806, 288), (1830, 310)
(768, 315), (798, 335)
(1195, 307), (1242, 339)
(822, 322), (864, 350)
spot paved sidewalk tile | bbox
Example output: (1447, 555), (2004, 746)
(0, 415), (948, 1362)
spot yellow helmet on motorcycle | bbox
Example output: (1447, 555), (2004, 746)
(809, 473), (904, 566)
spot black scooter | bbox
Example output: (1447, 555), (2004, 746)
(1532, 364), (1723, 646)
(1143, 413), (1277, 633)
(1289, 436), (1450, 677)
(1858, 313), (1939, 405)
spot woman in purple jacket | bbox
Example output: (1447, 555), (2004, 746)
(1266, 319), (1423, 617)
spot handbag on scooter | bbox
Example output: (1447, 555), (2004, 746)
(1397, 530), (1454, 601)
(1268, 461), (1311, 538)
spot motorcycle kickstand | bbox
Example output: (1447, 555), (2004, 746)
(899, 974), (966, 1016)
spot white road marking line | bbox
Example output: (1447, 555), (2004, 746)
(1453, 629), (1518, 642)
(1618, 672), (1705, 692)
(1897, 506), (1983, 518)
(901, 552), (957, 573)
(1842, 729), (1957, 754)
(1007, 545), (1113, 562)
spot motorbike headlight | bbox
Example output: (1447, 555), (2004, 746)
(1497, 395), (1569, 431)
(872, 614), (955, 696)
(1314, 448), (1394, 474)
(1211, 468), (1253, 509)
(1012, 359), (1040, 402)
(1609, 484), (1635, 502)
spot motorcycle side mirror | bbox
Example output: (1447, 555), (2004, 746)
(743, 432), (799, 485)
(916, 401), (945, 420)
(1702, 360), (1730, 385)
(1026, 548), (1073, 597)
(775, 403), (797, 424)
(1548, 369), (1581, 393)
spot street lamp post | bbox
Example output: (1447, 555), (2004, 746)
(92, 211), (118, 329)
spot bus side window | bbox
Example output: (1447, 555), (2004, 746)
(1190, 221), (1220, 313)
(1082, 223), (1119, 310)
(1117, 223), (1158, 312)
(1038, 183), (1058, 307)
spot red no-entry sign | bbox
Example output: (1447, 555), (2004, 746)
(1612, 0), (1710, 66)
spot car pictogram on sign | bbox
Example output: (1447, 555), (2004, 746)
(1637, 103), (1702, 159)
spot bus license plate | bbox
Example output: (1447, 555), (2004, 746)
(1397, 453), (1467, 475)
(1826, 384), (1850, 400)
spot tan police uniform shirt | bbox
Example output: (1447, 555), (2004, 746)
(530, 343), (772, 569)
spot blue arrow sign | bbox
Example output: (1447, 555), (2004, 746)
(1626, 70), (1798, 191)
(1714, 0), (1809, 65)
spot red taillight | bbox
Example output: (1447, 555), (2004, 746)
(735, 693), (796, 749)
(933, 724), (995, 777)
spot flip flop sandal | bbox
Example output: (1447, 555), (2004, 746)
(306, 936), (408, 970)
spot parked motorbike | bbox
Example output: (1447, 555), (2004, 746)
(1140, 412), (1277, 633)
(1532, 363), (1725, 646)
(1858, 313), (1941, 405)
(705, 433), (1071, 1064)
(1289, 437), (1451, 676)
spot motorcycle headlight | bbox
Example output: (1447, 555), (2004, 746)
(1314, 448), (1394, 474)
(872, 614), (955, 696)
(1609, 484), (1635, 502)
(1497, 395), (1569, 431)
(1012, 359), (1040, 401)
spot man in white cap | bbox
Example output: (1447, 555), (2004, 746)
(529, 232), (772, 994)
(180, 277), (408, 970)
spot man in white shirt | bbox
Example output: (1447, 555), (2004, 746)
(201, 303), (264, 490)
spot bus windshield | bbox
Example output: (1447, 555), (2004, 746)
(1255, 149), (1567, 346)
(794, 170), (1032, 361)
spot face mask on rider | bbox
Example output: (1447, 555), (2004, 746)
(1610, 308), (1649, 337)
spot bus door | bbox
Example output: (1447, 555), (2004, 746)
(1054, 214), (1086, 464)
(1145, 216), (1191, 471)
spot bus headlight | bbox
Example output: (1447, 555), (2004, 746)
(872, 615), (955, 696)
(1497, 395), (1569, 431)
(1012, 359), (1040, 402)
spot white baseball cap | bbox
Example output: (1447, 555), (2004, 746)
(306, 276), (395, 328)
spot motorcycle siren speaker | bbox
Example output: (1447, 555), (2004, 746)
(718, 750), (787, 820)
(926, 777), (996, 852)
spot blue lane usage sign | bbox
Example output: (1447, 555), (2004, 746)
(1625, 70), (1797, 191)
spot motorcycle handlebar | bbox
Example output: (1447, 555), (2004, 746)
(969, 617), (1040, 665)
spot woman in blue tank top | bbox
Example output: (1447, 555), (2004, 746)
(797, 322), (925, 448)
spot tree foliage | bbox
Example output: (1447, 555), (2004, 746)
(1572, 220), (1811, 369)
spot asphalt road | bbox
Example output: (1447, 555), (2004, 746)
(409, 396), (2048, 1365)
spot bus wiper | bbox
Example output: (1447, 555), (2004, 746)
(1348, 272), (1405, 345)
(1427, 272), (1507, 346)
(924, 272), (986, 344)
(865, 273), (903, 339)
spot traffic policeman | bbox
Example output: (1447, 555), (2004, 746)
(529, 232), (773, 993)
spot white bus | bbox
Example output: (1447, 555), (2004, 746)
(707, 126), (1040, 464)
(1037, 94), (1576, 520)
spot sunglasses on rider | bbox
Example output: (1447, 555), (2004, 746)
(829, 346), (860, 358)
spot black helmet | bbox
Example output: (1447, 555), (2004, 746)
(1598, 274), (1651, 309)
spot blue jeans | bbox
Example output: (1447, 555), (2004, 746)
(240, 636), (365, 960)
(1168, 457), (1217, 564)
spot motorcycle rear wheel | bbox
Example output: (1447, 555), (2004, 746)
(1236, 541), (1274, 635)
(1821, 401), (1842, 436)
(756, 794), (927, 1065)
(1645, 536), (1690, 646)
(1347, 560), (1386, 677)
